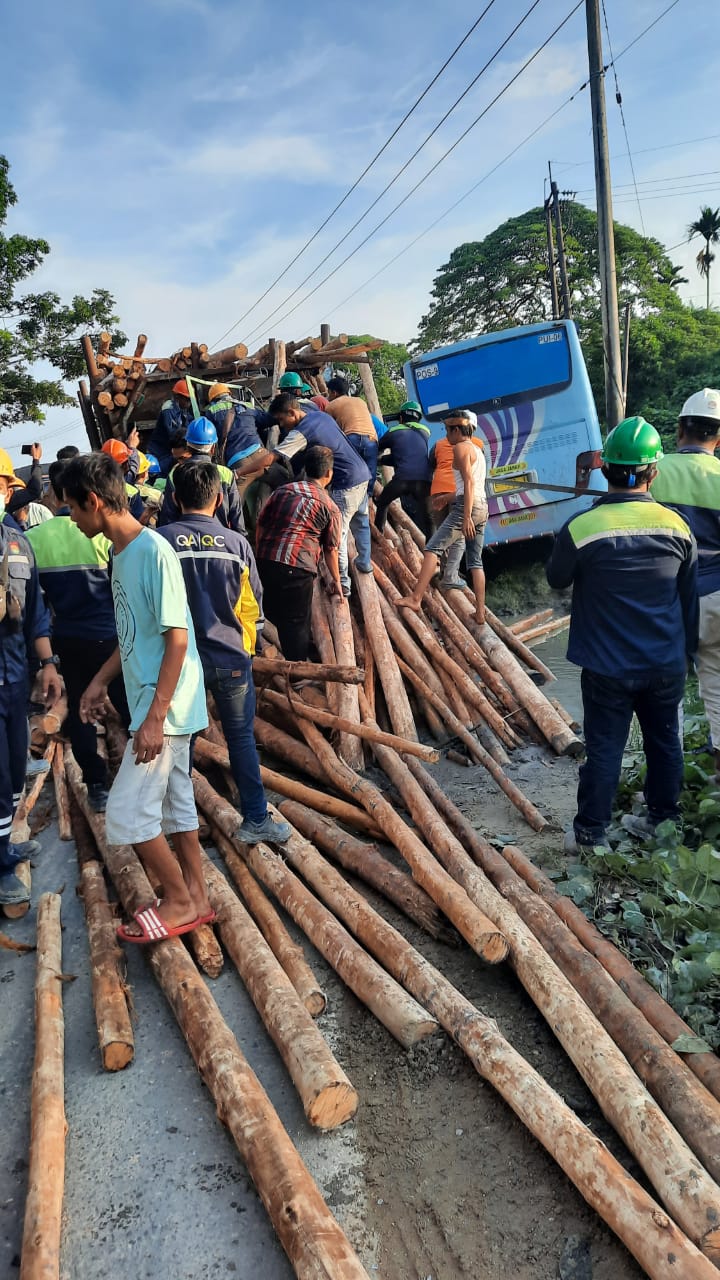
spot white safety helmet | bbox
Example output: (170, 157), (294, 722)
(679, 388), (720, 432)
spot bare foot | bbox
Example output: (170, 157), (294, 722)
(397, 596), (422, 613)
(475, 611), (486, 626)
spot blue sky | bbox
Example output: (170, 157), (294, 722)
(2, 0), (718, 458)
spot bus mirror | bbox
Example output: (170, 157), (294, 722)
(575, 449), (602, 488)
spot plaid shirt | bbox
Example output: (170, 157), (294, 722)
(255, 481), (341, 576)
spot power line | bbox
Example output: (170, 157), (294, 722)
(241, 0), (585, 347)
(209, 6), (498, 349)
(601, 0), (645, 233)
(575, 169), (720, 193)
(612, 0), (681, 61)
(239, 0), (547, 349)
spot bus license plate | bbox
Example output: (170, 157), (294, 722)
(491, 471), (533, 495)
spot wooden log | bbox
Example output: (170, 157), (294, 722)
(210, 826), (326, 1015)
(499, 842), (720, 1104)
(133, 334), (147, 358)
(96, 390), (113, 409)
(81, 335), (102, 385)
(260, 688), (439, 762)
(394, 655), (547, 832)
(349, 559), (417, 741)
(202, 855), (357, 1129)
(278, 801), (456, 944)
(194, 774), (439, 1050)
(253, 656), (364, 684)
(549, 696), (580, 730)
(320, 324), (331, 347)
(358, 361), (382, 418)
(186, 923), (224, 979)
(204, 342), (249, 369)
(486, 605), (557, 682)
(310, 583), (340, 715)
(518, 616), (571, 645)
(270, 819), (720, 1280)
(111, 376), (128, 394)
(11, 741), (56, 847)
(72, 804), (134, 1072)
(326, 596), (364, 771)
(20, 893), (66, 1280)
(447, 592), (582, 755)
(253, 718), (330, 786)
(66, 759), (370, 1276)
(30, 696), (67, 748)
(403, 757), (720, 1260)
(288, 716), (508, 965)
(3, 860), (32, 920)
(113, 393), (128, 409)
(510, 609), (554, 633)
(271, 341), (287, 398)
(260, 766), (384, 840)
(51, 748), (71, 842)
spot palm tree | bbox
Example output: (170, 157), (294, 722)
(687, 205), (720, 309)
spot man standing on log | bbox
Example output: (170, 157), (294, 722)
(255, 445), (343, 660)
(0, 452), (62, 909)
(236, 393), (372, 597)
(546, 418), (698, 853)
(65, 452), (214, 944)
(325, 376), (379, 494)
(158, 457), (291, 844)
(147, 379), (193, 477)
(651, 389), (720, 780)
(374, 401), (432, 537)
(398, 408), (488, 624)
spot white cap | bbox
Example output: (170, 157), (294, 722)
(680, 388), (720, 423)
(461, 409), (478, 428)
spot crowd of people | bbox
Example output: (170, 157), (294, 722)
(3, 373), (716, 942)
(0, 376), (489, 940)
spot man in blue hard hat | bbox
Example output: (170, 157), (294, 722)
(157, 417), (245, 533)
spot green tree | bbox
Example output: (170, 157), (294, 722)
(333, 334), (409, 414)
(687, 205), (720, 310)
(0, 155), (125, 428)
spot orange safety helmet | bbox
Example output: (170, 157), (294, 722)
(207, 383), (230, 402)
(173, 379), (190, 398)
(101, 438), (131, 465)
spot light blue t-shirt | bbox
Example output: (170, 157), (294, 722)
(111, 528), (208, 735)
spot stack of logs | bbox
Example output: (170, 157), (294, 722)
(510, 607), (571, 648)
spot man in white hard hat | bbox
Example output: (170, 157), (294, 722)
(652, 388), (720, 776)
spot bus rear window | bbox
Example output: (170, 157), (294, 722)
(412, 328), (571, 418)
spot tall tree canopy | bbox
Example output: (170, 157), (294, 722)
(687, 204), (720, 311)
(0, 155), (125, 428)
(413, 203), (720, 432)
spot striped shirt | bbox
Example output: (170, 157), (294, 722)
(255, 481), (341, 576)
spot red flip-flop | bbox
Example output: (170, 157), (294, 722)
(117, 905), (203, 945)
(152, 898), (217, 927)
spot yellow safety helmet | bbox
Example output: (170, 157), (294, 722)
(207, 383), (230, 402)
(135, 450), (149, 476)
(0, 449), (24, 488)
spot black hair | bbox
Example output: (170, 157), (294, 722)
(305, 446), (334, 480)
(327, 376), (349, 397)
(56, 445), (80, 462)
(679, 416), (720, 442)
(602, 462), (654, 489)
(446, 419), (474, 438)
(269, 392), (304, 419)
(172, 457), (222, 510)
(170, 429), (190, 450)
(48, 460), (67, 502)
(61, 453), (128, 513)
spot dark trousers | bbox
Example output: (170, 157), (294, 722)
(0, 680), (29, 874)
(346, 434), (378, 496)
(575, 668), (686, 844)
(205, 666), (266, 823)
(256, 559), (315, 661)
(375, 476), (431, 536)
(55, 636), (130, 786)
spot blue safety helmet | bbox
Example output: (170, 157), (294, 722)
(185, 416), (218, 451)
(145, 452), (161, 478)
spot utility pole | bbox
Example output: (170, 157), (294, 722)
(544, 190), (560, 320)
(548, 164), (572, 320)
(621, 301), (631, 412)
(586, 0), (624, 429)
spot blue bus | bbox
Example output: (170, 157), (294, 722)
(404, 319), (605, 547)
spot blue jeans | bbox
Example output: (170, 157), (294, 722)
(0, 680), (30, 873)
(575, 668), (686, 844)
(346, 434), (378, 497)
(331, 481), (372, 589)
(206, 666), (267, 823)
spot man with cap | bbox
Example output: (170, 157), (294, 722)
(157, 417), (245, 532)
(547, 417), (698, 852)
(0, 448), (62, 907)
(147, 379), (193, 476)
(374, 401), (432, 536)
(651, 389), (720, 776)
(204, 383), (271, 471)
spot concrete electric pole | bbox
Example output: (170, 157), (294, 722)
(586, 0), (625, 429)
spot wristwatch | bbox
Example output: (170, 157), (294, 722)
(39, 655), (60, 668)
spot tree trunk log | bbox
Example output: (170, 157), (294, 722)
(499, 842), (720, 1104)
(402, 756), (720, 1260)
(310, 584), (340, 715)
(253, 657), (364, 684)
(253, 717), (329, 785)
(202, 855), (357, 1130)
(278, 801), (456, 944)
(516, 616), (571, 645)
(261, 765), (383, 839)
(51, 748), (71, 841)
(210, 826), (326, 1015)
(186, 923), (224, 979)
(20, 893), (66, 1280)
(349, 561), (417, 741)
(510, 609), (554, 632)
(271, 341), (287, 398)
(260, 688), (439, 762)
(326, 597), (364, 770)
(193, 772), (438, 1050)
(271, 822), (720, 1280)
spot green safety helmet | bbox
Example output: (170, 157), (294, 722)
(601, 416), (663, 467)
(400, 399), (423, 422)
(301, 382), (313, 394)
(278, 371), (303, 390)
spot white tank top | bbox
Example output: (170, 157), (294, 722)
(453, 441), (487, 500)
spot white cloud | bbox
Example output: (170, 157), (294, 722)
(184, 135), (334, 180)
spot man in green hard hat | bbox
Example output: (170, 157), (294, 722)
(277, 371), (315, 408)
(546, 416), (699, 853)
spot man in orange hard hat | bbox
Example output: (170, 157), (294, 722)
(147, 379), (193, 477)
